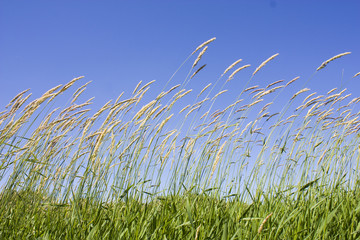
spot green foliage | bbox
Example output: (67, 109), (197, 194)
(0, 189), (359, 239)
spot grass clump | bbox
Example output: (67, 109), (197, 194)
(1, 38), (360, 239)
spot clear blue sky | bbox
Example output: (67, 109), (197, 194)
(1, 1), (360, 113)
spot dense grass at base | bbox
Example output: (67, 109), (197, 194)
(1, 39), (360, 238)
(1, 187), (360, 239)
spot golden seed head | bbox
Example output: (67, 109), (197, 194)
(291, 88), (310, 100)
(285, 76), (300, 87)
(258, 213), (273, 234)
(253, 53), (279, 76)
(211, 90), (228, 100)
(327, 88), (337, 95)
(132, 80), (143, 95)
(192, 46), (208, 68)
(353, 72), (360, 78)
(192, 37), (216, 55)
(266, 80), (284, 89)
(210, 140), (226, 181)
(198, 83), (212, 97)
(243, 85), (259, 93)
(227, 64), (251, 82)
(222, 59), (242, 76)
(316, 52), (351, 71)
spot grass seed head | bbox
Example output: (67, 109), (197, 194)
(192, 46), (208, 68)
(258, 213), (273, 234)
(198, 83), (212, 97)
(132, 80), (143, 95)
(253, 53), (279, 76)
(266, 80), (284, 89)
(227, 64), (251, 82)
(285, 76), (300, 87)
(316, 52), (351, 71)
(353, 72), (360, 78)
(291, 88), (310, 100)
(191, 64), (207, 79)
(222, 59), (242, 76)
(192, 37), (216, 55)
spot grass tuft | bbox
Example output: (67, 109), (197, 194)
(1, 41), (359, 239)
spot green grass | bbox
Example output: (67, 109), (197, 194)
(1, 187), (360, 239)
(1, 39), (360, 239)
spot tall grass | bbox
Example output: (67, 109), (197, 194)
(1, 39), (360, 239)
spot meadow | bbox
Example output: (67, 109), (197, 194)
(1, 38), (360, 239)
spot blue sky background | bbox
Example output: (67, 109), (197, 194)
(1, 0), (359, 119)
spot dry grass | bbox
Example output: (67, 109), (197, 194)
(0, 40), (359, 239)
(316, 52), (351, 71)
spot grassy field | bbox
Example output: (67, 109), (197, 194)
(1, 39), (360, 239)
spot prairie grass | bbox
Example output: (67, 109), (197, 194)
(1, 39), (360, 239)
